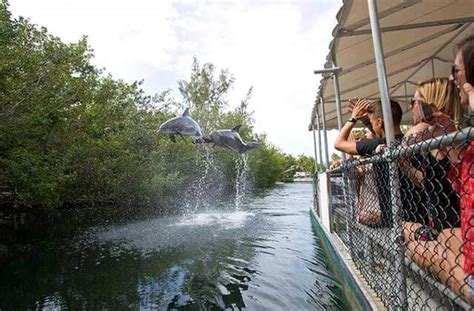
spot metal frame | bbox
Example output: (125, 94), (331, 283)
(311, 0), (473, 308)
(320, 97), (330, 169)
(324, 56), (444, 101)
(312, 126), (318, 173)
(339, 0), (422, 35)
(338, 16), (474, 36)
(390, 23), (471, 95)
(331, 52), (346, 160)
(319, 23), (471, 129)
(314, 67), (341, 75)
(313, 66), (345, 162)
(338, 24), (461, 78)
(367, 1), (406, 309)
(316, 110), (323, 171)
(326, 140), (474, 309)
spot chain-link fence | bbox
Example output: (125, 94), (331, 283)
(327, 126), (474, 310)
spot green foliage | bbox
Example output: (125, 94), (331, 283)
(0, 6), (291, 210)
(295, 154), (315, 174)
(248, 141), (286, 188)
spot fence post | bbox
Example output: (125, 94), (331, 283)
(367, 0), (407, 308)
(317, 112), (323, 171)
(312, 124), (320, 212)
(320, 97), (330, 169)
(331, 52), (346, 161)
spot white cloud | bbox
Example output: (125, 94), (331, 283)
(9, 0), (340, 157)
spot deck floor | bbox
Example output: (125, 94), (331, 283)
(332, 222), (470, 310)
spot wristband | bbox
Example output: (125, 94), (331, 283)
(348, 117), (357, 123)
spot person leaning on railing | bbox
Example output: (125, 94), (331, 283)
(347, 128), (382, 226)
(402, 34), (474, 303)
(334, 98), (423, 227)
(401, 78), (462, 243)
(447, 34), (474, 302)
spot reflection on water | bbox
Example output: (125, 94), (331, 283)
(0, 183), (349, 310)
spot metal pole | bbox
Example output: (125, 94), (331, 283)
(312, 126), (319, 173)
(367, 0), (395, 144)
(331, 53), (346, 160)
(332, 68), (344, 130)
(314, 67), (342, 74)
(320, 97), (330, 168)
(431, 58), (436, 78)
(404, 82), (408, 101)
(367, 0), (407, 309)
(311, 124), (319, 213)
(317, 112), (323, 171)
(404, 82), (409, 111)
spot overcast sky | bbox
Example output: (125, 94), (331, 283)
(9, 0), (341, 158)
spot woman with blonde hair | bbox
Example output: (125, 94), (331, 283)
(402, 77), (462, 244)
(415, 77), (463, 123)
(404, 35), (474, 303)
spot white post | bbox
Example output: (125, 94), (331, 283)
(331, 58), (346, 160)
(316, 112), (323, 171)
(312, 126), (319, 173)
(367, 0), (407, 309)
(320, 97), (330, 168)
(367, 0), (395, 144)
(431, 58), (436, 78)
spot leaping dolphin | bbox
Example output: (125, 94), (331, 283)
(158, 108), (206, 143)
(209, 125), (260, 154)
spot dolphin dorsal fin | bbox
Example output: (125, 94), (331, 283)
(182, 108), (191, 117)
(231, 125), (242, 132)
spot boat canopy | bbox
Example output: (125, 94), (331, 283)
(310, 0), (474, 130)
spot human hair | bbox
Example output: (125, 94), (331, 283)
(416, 78), (462, 122)
(368, 99), (402, 126)
(455, 34), (474, 84)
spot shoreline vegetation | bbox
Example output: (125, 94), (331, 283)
(0, 2), (320, 214)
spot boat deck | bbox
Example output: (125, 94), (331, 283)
(313, 208), (471, 310)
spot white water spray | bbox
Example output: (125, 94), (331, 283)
(183, 144), (216, 214)
(234, 154), (249, 210)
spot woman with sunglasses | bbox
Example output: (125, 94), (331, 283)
(445, 33), (474, 303)
(402, 78), (461, 242)
(403, 34), (474, 303)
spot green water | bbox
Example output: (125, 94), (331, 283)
(0, 183), (349, 310)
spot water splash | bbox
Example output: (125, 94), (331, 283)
(234, 154), (249, 210)
(184, 145), (216, 214)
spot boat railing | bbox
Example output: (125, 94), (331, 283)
(324, 126), (474, 310)
(312, 173), (320, 218)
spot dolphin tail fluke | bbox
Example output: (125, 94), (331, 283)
(242, 142), (260, 153)
(182, 107), (191, 117)
(231, 125), (242, 132)
(194, 136), (213, 144)
(203, 136), (213, 143)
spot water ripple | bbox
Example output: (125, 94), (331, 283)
(0, 183), (349, 310)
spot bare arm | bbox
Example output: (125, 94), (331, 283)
(334, 120), (358, 155)
(334, 99), (370, 155)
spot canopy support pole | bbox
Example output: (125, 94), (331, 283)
(367, 1), (394, 143)
(316, 111), (323, 171)
(431, 58), (436, 78)
(320, 97), (330, 169)
(312, 127), (318, 173)
(367, 1), (407, 310)
(404, 82), (408, 101)
(331, 52), (346, 160)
